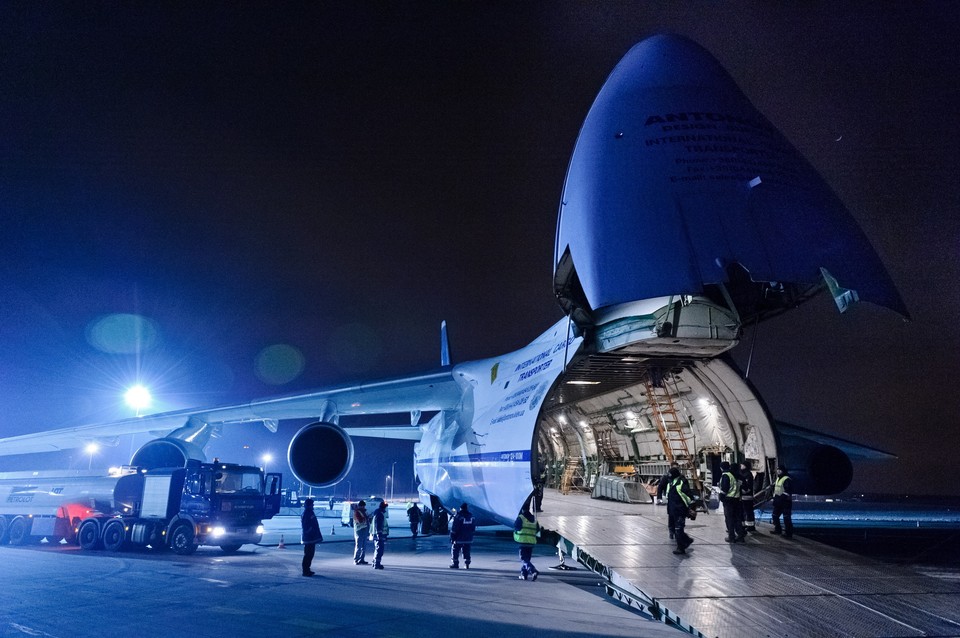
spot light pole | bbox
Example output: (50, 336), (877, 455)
(390, 461), (396, 501)
(346, 481), (352, 500)
(385, 475), (391, 500)
(85, 443), (98, 471)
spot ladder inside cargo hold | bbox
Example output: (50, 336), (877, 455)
(559, 458), (583, 495)
(644, 375), (703, 494)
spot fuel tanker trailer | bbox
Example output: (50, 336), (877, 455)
(0, 459), (282, 554)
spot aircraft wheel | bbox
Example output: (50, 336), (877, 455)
(78, 520), (103, 550)
(171, 523), (198, 555)
(102, 519), (126, 552)
(219, 544), (242, 554)
(0, 517), (8, 545)
(8, 516), (32, 545)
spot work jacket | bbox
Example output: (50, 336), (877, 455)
(407, 505), (422, 523)
(451, 511), (476, 544)
(301, 508), (323, 545)
(373, 508), (389, 536)
(740, 471), (755, 500)
(353, 506), (369, 534)
(667, 476), (694, 512)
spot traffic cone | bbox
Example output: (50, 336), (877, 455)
(277, 534), (286, 549)
(331, 525), (335, 536)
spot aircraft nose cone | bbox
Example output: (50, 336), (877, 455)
(553, 33), (907, 320)
(603, 33), (736, 92)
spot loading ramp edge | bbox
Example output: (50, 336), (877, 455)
(552, 532), (709, 638)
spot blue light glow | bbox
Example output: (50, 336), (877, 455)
(86, 313), (160, 354)
(254, 344), (305, 385)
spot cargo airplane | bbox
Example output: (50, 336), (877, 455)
(0, 35), (905, 527)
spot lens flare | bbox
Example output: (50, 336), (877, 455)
(124, 384), (152, 411)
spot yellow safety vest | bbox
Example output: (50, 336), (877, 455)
(774, 475), (790, 497)
(722, 471), (741, 498)
(513, 516), (538, 544)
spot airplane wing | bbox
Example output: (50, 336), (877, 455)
(0, 369), (461, 456)
(775, 422), (896, 461)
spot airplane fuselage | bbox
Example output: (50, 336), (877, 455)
(0, 34), (901, 532)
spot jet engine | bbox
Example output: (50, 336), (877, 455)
(286, 421), (355, 488)
(779, 441), (853, 495)
(130, 437), (206, 469)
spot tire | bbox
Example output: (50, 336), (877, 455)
(78, 520), (103, 550)
(0, 517), (8, 545)
(219, 544), (242, 554)
(103, 519), (126, 552)
(170, 523), (198, 555)
(8, 517), (31, 546)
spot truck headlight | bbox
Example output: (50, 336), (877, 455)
(212, 526), (226, 538)
(256, 525), (264, 534)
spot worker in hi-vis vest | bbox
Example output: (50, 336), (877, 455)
(513, 504), (540, 580)
(667, 467), (697, 555)
(770, 466), (793, 539)
(719, 461), (746, 543)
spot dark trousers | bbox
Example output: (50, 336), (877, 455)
(353, 530), (368, 562)
(741, 497), (756, 530)
(410, 522), (419, 538)
(721, 497), (745, 539)
(451, 542), (472, 566)
(302, 542), (316, 574)
(518, 544), (538, 576)
(374, 533), (386, 565)
(772, 497), (793, 536)
(670, 506), (691, 548)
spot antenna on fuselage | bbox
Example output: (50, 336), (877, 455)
(440, 320), (451, 366)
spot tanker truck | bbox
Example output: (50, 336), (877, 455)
(0, 459), (282, 555)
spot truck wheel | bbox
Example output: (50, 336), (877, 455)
(0, 517), (8, 545)
(102, 520), (126, 552)
(8, 517), (31, 545)
(219, 544), (242, 554)
(171, 523), (198, 555)
(78, 520), (103, 550)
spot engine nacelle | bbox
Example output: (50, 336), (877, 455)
(287, 421), (354, 488)
(131, 438), (206, 469)
(779, 442), (853, 495)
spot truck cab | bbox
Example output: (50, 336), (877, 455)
(177, 461), (283, 552)
(76, 460), (282, 555)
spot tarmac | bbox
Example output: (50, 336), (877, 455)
(9, 497), (958, 638)
(0, 519), (681, 638)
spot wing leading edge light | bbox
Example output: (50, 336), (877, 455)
(0, 35), (904, 526)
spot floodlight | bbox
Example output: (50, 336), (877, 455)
(125, 384), (152, 411)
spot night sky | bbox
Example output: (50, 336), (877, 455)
(1, 3), (958, 497)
